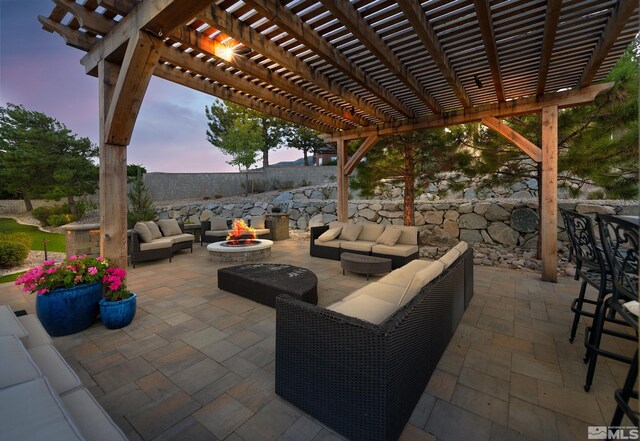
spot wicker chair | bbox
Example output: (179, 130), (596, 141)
(127, 229), (172, 268)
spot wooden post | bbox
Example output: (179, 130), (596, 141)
(99, 60), (128, 268)
(336, 139), (348, 222)
(541, 105), (558, 282)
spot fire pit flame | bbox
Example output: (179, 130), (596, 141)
(226, 219), (256, 245)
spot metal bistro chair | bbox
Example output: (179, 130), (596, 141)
(559, 209), (613, 344)
(592, 215), (638, 426)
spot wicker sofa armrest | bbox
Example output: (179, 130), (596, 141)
(127, 229), (141, 253)
(201, 220), (211, 235)
(310, 225), (330, 241)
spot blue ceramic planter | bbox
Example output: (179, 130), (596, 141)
(99, 293), (136, 329)
(35, 282), (103, 337)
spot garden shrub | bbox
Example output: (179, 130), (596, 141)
(0, 232), (32, 249)
(0, 241), (29, 268)
(32, 203), (76, 226)
(47, 214), (76, 227)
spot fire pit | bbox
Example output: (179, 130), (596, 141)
(207, 219), (273, 263)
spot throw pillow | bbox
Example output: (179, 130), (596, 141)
(210, 217), (228, 231)
(157, 219), (183, 237)
(376, 227), (402, 246)
(339, 224), (363, 242)
(133, 222), (153, 243)
(251, 215), (266, 229)
(317, 227), (342, 242)
(143, 221), (163, 239)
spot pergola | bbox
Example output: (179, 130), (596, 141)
(40, 0), (638, 282)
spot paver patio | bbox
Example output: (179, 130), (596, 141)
(0, 239), (635, 441)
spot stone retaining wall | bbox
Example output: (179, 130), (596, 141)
(155, 186), (637, 258)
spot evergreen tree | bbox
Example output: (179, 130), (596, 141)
(127, 172), (155, 227)
(286, 126), (328, 165)
(351, 128), (471, 225)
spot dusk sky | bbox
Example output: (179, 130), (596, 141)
(0, 0), (302, 173)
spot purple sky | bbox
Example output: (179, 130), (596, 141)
(0, 1), (301, 172)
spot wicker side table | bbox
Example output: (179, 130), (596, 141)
(340, 252), (392, 280)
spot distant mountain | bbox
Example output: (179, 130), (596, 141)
(270, 158), (306, 167)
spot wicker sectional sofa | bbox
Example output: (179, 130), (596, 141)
(128, 220), (194, 267)
(276, 242), (473, 441)
(310, 222), (420, 269)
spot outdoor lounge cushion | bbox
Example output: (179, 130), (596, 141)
(251, 215), (266, 229)
(454, 241), (469, 254)
(157, 219), (183, 237)
(0, 335), (41, 388)
(210, 217), (229, 230)
(253, 228), (271, 237)
(0, 305), (28, 343)
(316, 239), (341, 249)
(133, 222), (153, 243)
(339, 224), (363, 241)
(346, 282), (407, 305)
(328, 294), (398, 325)
(358, 223), (385, 242)
(376, 227), (403, 246)
(439, 248), (461, 269)
(393, 226), (418, 245)
(401, 261), (445, 306)
(317, 227), (342, 242)
(379, 259), (435, 289)
(371, 243), (419, 257)
(205, 230), (230, 237)
(61, 388), (128, 441)
(340, 240), (377, 253)
(18, 314), (52, 348)
(143, 221), (163, 240)
(0, 377), (85, 441)
(139, 238), (173, 251)
(168, 233), (194, 244)
(27, 344), (82, 394)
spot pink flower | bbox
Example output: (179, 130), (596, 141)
(88, 267), (98, 275)
(69, 255), (77, 261)
(46, 268), (56, 274)
(42, 260), (55, 266)
(74, 275), (83, 283)
(37, 289), (48, 295)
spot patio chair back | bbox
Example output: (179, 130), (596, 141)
(560, 209), (607, 278)
(597, 215), (638, 305)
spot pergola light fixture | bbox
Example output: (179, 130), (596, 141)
(213, 42), (234, 62)
(474, 74), (483, 89)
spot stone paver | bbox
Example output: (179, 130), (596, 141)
(0, 239), (634, 441)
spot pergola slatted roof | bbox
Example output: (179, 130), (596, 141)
(40, 0), (638, 281)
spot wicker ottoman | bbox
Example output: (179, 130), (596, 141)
(340, 252), (392, 280)
(218, 263), (318, 307)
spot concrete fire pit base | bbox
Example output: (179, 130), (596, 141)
(207, 239), (273, 263)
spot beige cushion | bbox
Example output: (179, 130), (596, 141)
(401, 261), (445, 306)
(339, 224), (363, 241)
(329, 221), (350, 230)
(133, 222), (153, 243)
(18, 315), (52, 348)
(317, 227), (342, 242)
(328, 295), (398, 324)
(210, 217), (228, 230)
(143, 221), (163, 240)
(157, 219), (183, 237)
(371, 244), (419, 257)
(316, 239), (341, 249)
(61, 388), (129, 441)
(0, 335), (41, 388)
(340, 240), (376, 253)
(139, 238), (173, 251)
(376, 227), (403, 246)
(439, 248), (461, 269)
(169, 233), (194, 244)
(0, 378), (85, 441)
(348, 282), (407, 305)
(394, 226), (418, 245)
(0, 305), (28, 343)
(254, 228), (271, 236)
(358, 223), (385, 242)
(251, 215), (266, 229)
(454, 241), (469, 254)
(379, 259), (435, 289)
(28, 344), (82, 394)
(205, 230), (230, 237)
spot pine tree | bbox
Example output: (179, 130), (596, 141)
(127, 172), (155, 227)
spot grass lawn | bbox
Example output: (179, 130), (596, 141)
(0, 218), (66, 252)
(0, 272), (23, 284)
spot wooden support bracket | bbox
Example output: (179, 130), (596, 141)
(481, 117), (542, 162)
(344, 135), (379, 176)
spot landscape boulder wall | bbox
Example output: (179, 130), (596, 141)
(154, 186), (637, 260)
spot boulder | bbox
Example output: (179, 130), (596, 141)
(510, 208), (538, 233)
(379, 210), (404, 219)
(459, 203), (473, 214)
(348, 204), (357, 218)
(443, 219), (459, 238)
(485, 204), (510, 221)
(463, 188), (476, 199)
(444, 210), (460, 221)
(369, 203), (383, 211)
(274, 192), (293, 202)
(575, 204), (615, 215)
(460, 229), (483, 243)
(249, 207), (265, 216)
(358, 208), (379, 222)
(383, 203), (399, 211)
(480, 230), (494, 243)
(424, 211), (444, 225)
(288, 209), (301, 221)
(293, 193), (309, 201)
(487, 222), (519, 246)
(309, 190), (324, 200)
(510, 190), (533, 199)
(305, 206), (319, 215)
(308, 214), (324, 228)
(474, 203), (491, 215)
(526, 178), (538, 190)
(297, 214), (309, 230)
(321, 203), (336, 213)
(414, 212), (426, 226)
(458, 213), (488, 229)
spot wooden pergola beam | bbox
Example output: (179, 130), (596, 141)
(155, 64), (332, 133)
(481, 117), (542, 163)
(97, 0), (138, 16)
(397, 0), (471, 109)
(38, 16), (98, 50)
(104, 31), (161, 145)
(53, 0), (115, 34)
(541, 105), (558, 282)
(243, 0), (415, 118)
(344, 135), (379, 176)
(322, 82), (614, 141)
(200, 6), (385, 125)
(579, 0), (638, 87)
(473, 0), (506, 102)
(81, 0), (214, 75)
(536, 0), (562, 95)
(336, 139), (348, 222)
(320, 0), (441, 113)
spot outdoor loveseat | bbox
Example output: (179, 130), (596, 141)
(310, 222), (420, 269)
(200, 215), (272, 245)
(128, 219), (194, 267)
(276, 242), (474, 441)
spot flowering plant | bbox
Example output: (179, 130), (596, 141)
(16, 255), (131, 301)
